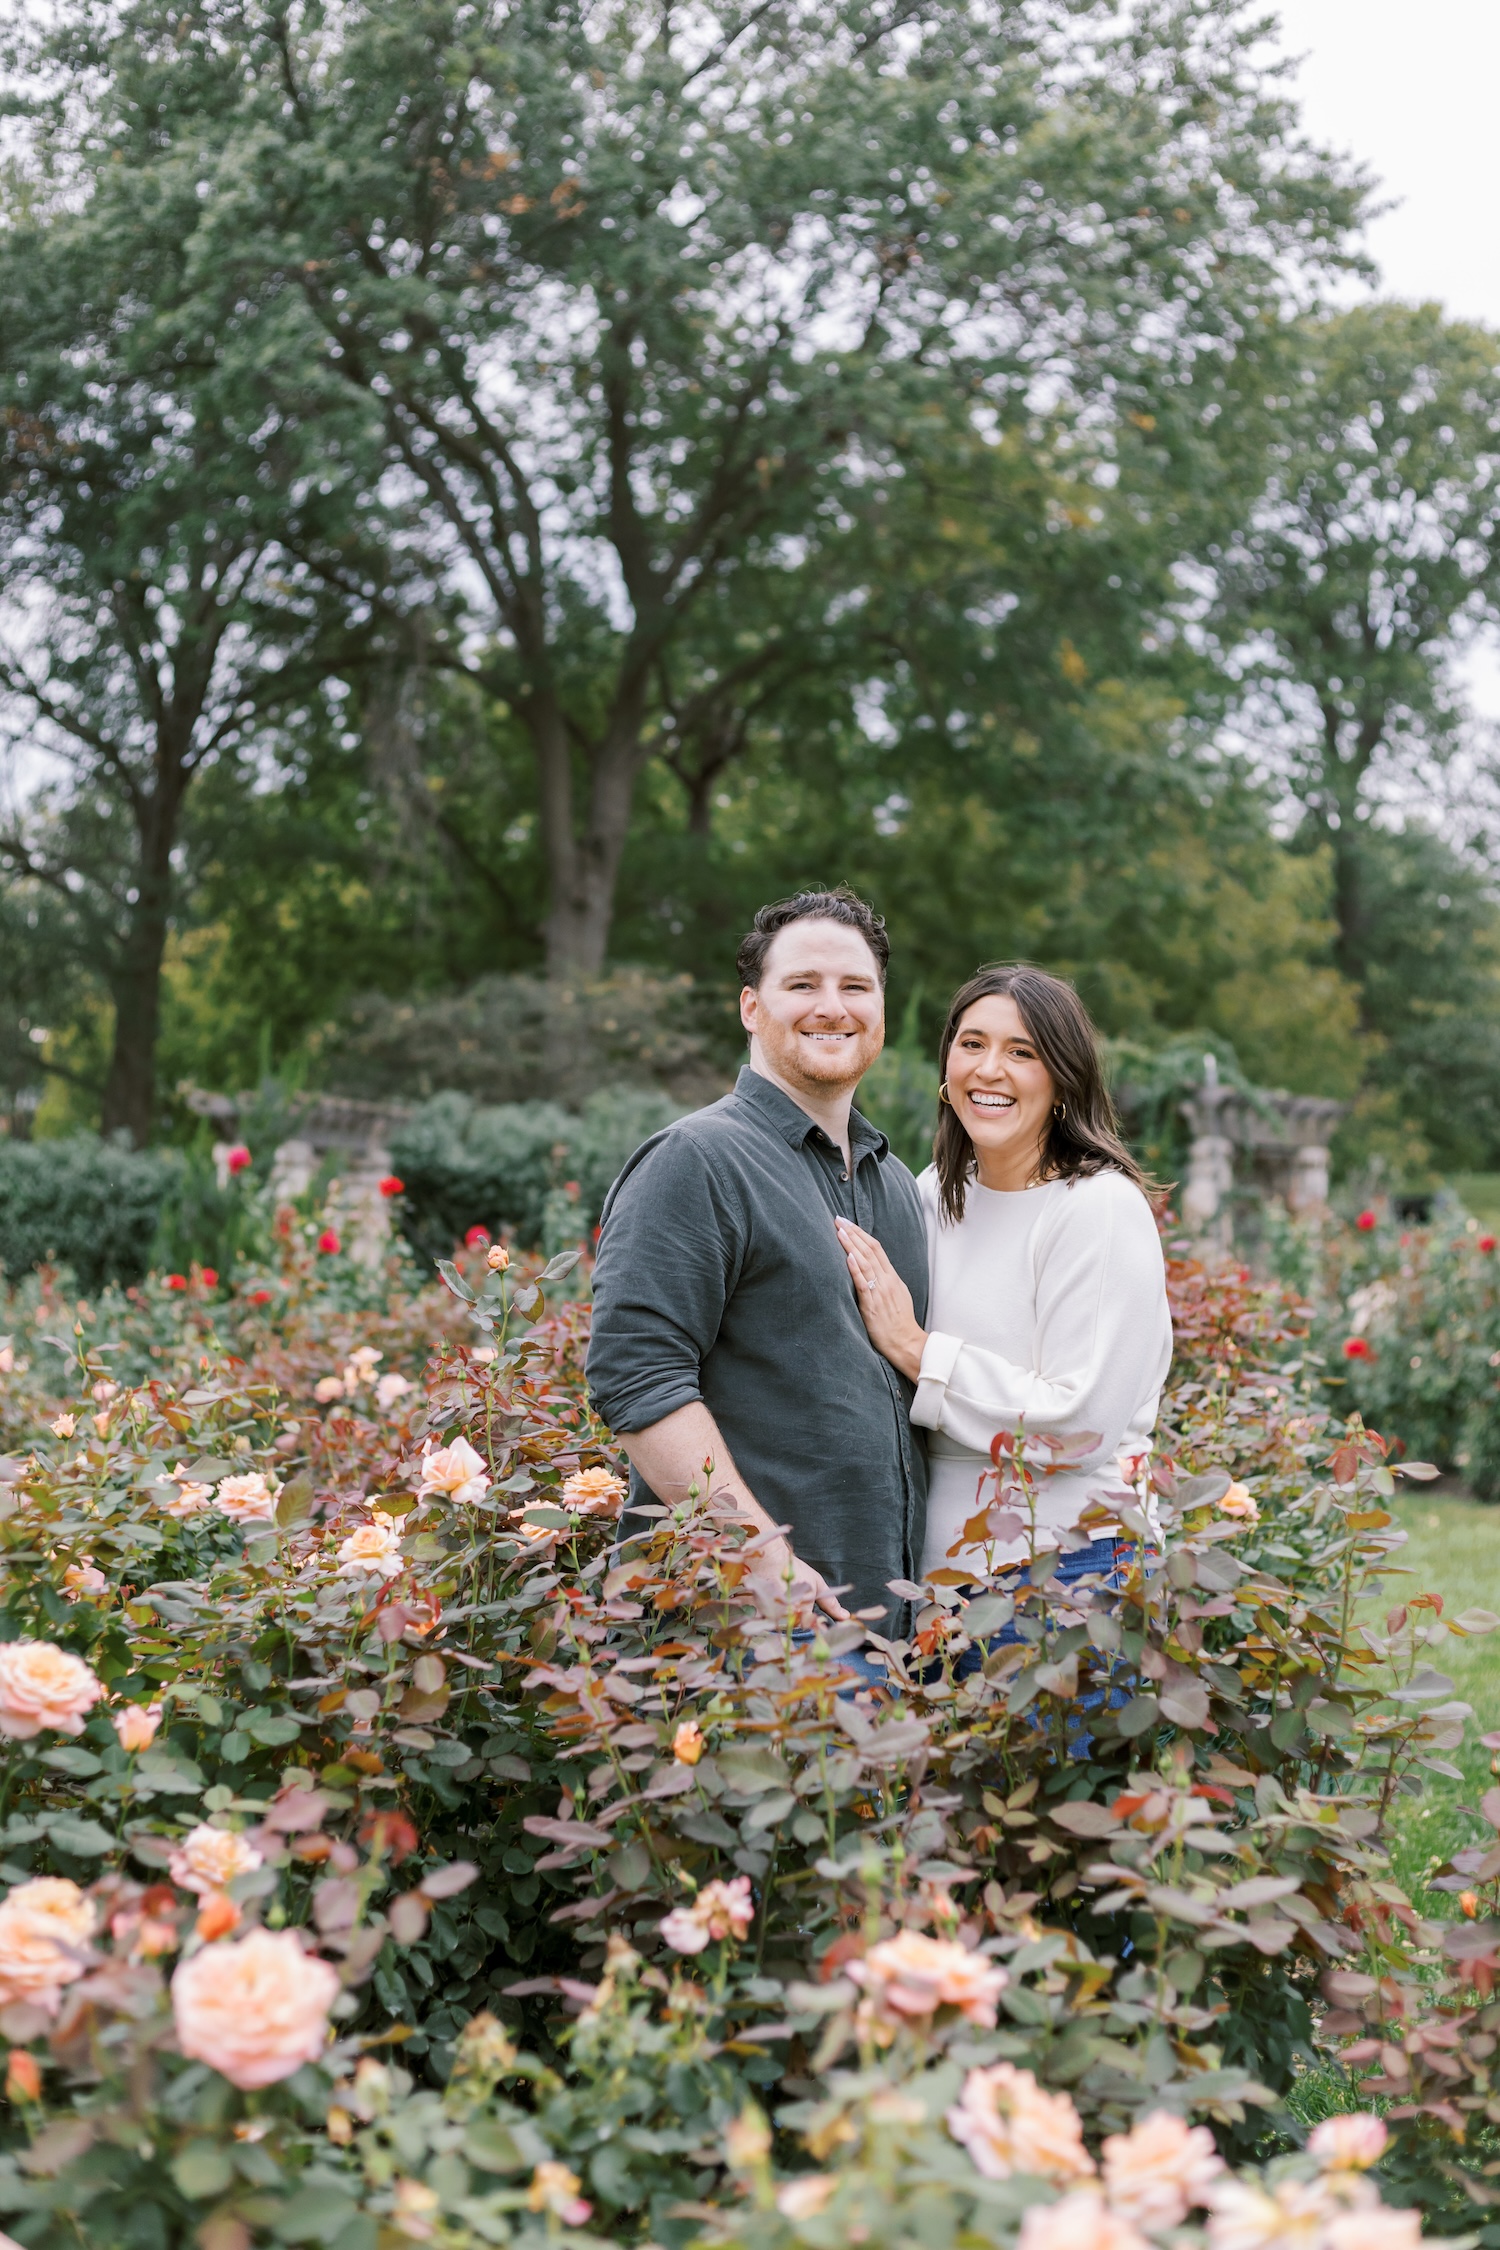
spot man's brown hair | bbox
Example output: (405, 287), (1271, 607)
(736, 886), (889, 988)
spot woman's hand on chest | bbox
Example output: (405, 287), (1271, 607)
(834, 1216), (928, 1382)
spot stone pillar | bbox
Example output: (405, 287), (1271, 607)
(1287, 1142), (1331, 1216)
(1181, 1134), (1234, 1248)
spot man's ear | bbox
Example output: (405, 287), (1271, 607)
(739, 985), (758, 1037)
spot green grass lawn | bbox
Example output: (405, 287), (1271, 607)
(1448, 1172), (1500, 1229)
(1377, 1485), (1500, 1901)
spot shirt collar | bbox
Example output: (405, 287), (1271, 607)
(734, 1065), (891, 1164)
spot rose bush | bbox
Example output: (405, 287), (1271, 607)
(0, 1211), (1494, 2245)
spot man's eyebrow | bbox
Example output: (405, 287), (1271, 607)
(775, 965), (876, 981)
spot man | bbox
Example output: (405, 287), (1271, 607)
(586, 886), (928, 1627)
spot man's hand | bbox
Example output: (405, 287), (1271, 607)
(749, 1533), (850, 1622)
(619, 1403), (849, 1622)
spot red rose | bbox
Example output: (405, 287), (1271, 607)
(164, 1274), (187, 1291)
(1343, 1336), (1373, 1360)
(379, 1175), (405, 1198)
(199, 1268), (219, 1288)
(1480, 1236), (1497, 1254)
(465, 1225), (490, 1249)
(226, 1144), (251, 1175)
(248, 1288), (273, 1306)
(1355, 1210), (1377, 1232)
(318, 1229), (341, 1255)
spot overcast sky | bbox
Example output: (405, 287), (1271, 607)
(1262, 0), (1500, 725)
(1265, 0), (1500, 328)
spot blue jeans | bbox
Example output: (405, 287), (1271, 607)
(790, 1630), (892, 1695)
(949, 1534), (1139, 1751)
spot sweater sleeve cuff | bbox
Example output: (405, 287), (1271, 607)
(910, 1330), (963, 1431)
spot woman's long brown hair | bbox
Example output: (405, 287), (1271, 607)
(932, 965), (1153, 1224)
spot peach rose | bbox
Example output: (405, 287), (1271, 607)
(849, 1930), (1008, 2028)
(1308, 2114), (1387, 2171)
(417, 1437), (489, 1506)
(1101, 2111), (1224, 2229)
(171, 1927), (340, 2088)
(336, 1515), (404, 1579)
(215, 1473), (279, 1524)
(157, 1468), (215, 1518)
(776, 2176), (837, 2220)
(1206, 2175), (1342, 2250)
(947, 2063), (1094, 2185)
(168, 1823), (264, 1896)
(112, 1702), (162, 1753)
(673, 1721), (705, 1764)
(1217, 1482), (1260, 1527)
(1324, 2213), (1420, 2250)
(1019, 2191), (1149, 2250)
(0, 1877), (96, 2013)
(561, 1467), (628, 1517)
(315, 1376), (346, 1404)
(0, 1641), (103, 1739)
(527, 2161), (591, 2224)
(62, 1559), (108, 1603)
(376, 1372), (412, 1409)
(49, 1414), (75, 1440)
(660, 1876), (754, 1954)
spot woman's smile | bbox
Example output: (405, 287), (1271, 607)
(946, 992), (1057, 1190)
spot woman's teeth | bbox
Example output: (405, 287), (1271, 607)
(969, 1093), (1015, 1110)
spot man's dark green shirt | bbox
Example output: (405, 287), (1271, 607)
(586, 1066), (929, 1625)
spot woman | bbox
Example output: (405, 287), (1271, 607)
(835, 965), (1171, 1584)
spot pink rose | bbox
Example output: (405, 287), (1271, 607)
(0, 1641), (103, 1739)
(172, 1927), (340, 2089)
(660, 1877), (755, 1954)
(1324, 2214), (1420, 2250)
(1101, 2112), (1223, 2230)
(1019, 2191), (1149, 2250)
(1308, 2114), (1387, 2171)
(112, 1703), (163, 1753)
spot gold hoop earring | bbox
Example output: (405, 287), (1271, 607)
(1053, 1102), (1066, 1120)
(938, 1082), (952, 1106)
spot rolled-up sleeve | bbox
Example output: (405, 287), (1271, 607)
(586, 1127), (746, 1435)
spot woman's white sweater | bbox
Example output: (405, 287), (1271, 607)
(910, 1164), (1173, 1575)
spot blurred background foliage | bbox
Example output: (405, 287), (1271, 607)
(0, 0), (1498, 1208)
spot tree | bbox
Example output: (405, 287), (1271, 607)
(90, 0), (1363, 973)
(0, 174), (392, 1142)
(1205, 303), (1500, 995)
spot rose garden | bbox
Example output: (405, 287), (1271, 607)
(0, 1172), (1496, 2250)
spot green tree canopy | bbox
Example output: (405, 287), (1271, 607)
(45, 0), (1366, 974)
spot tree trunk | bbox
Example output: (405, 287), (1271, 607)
(529, 694), (644, 978)
(100, 936), (166, 1146)
(99, 848), (173, 1146)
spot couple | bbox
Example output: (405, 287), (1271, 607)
(586, 887), (1172, 1652)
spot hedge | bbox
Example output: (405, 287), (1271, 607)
(388, 1086), (682, 1262)
(0, 1135), (179, 1292)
